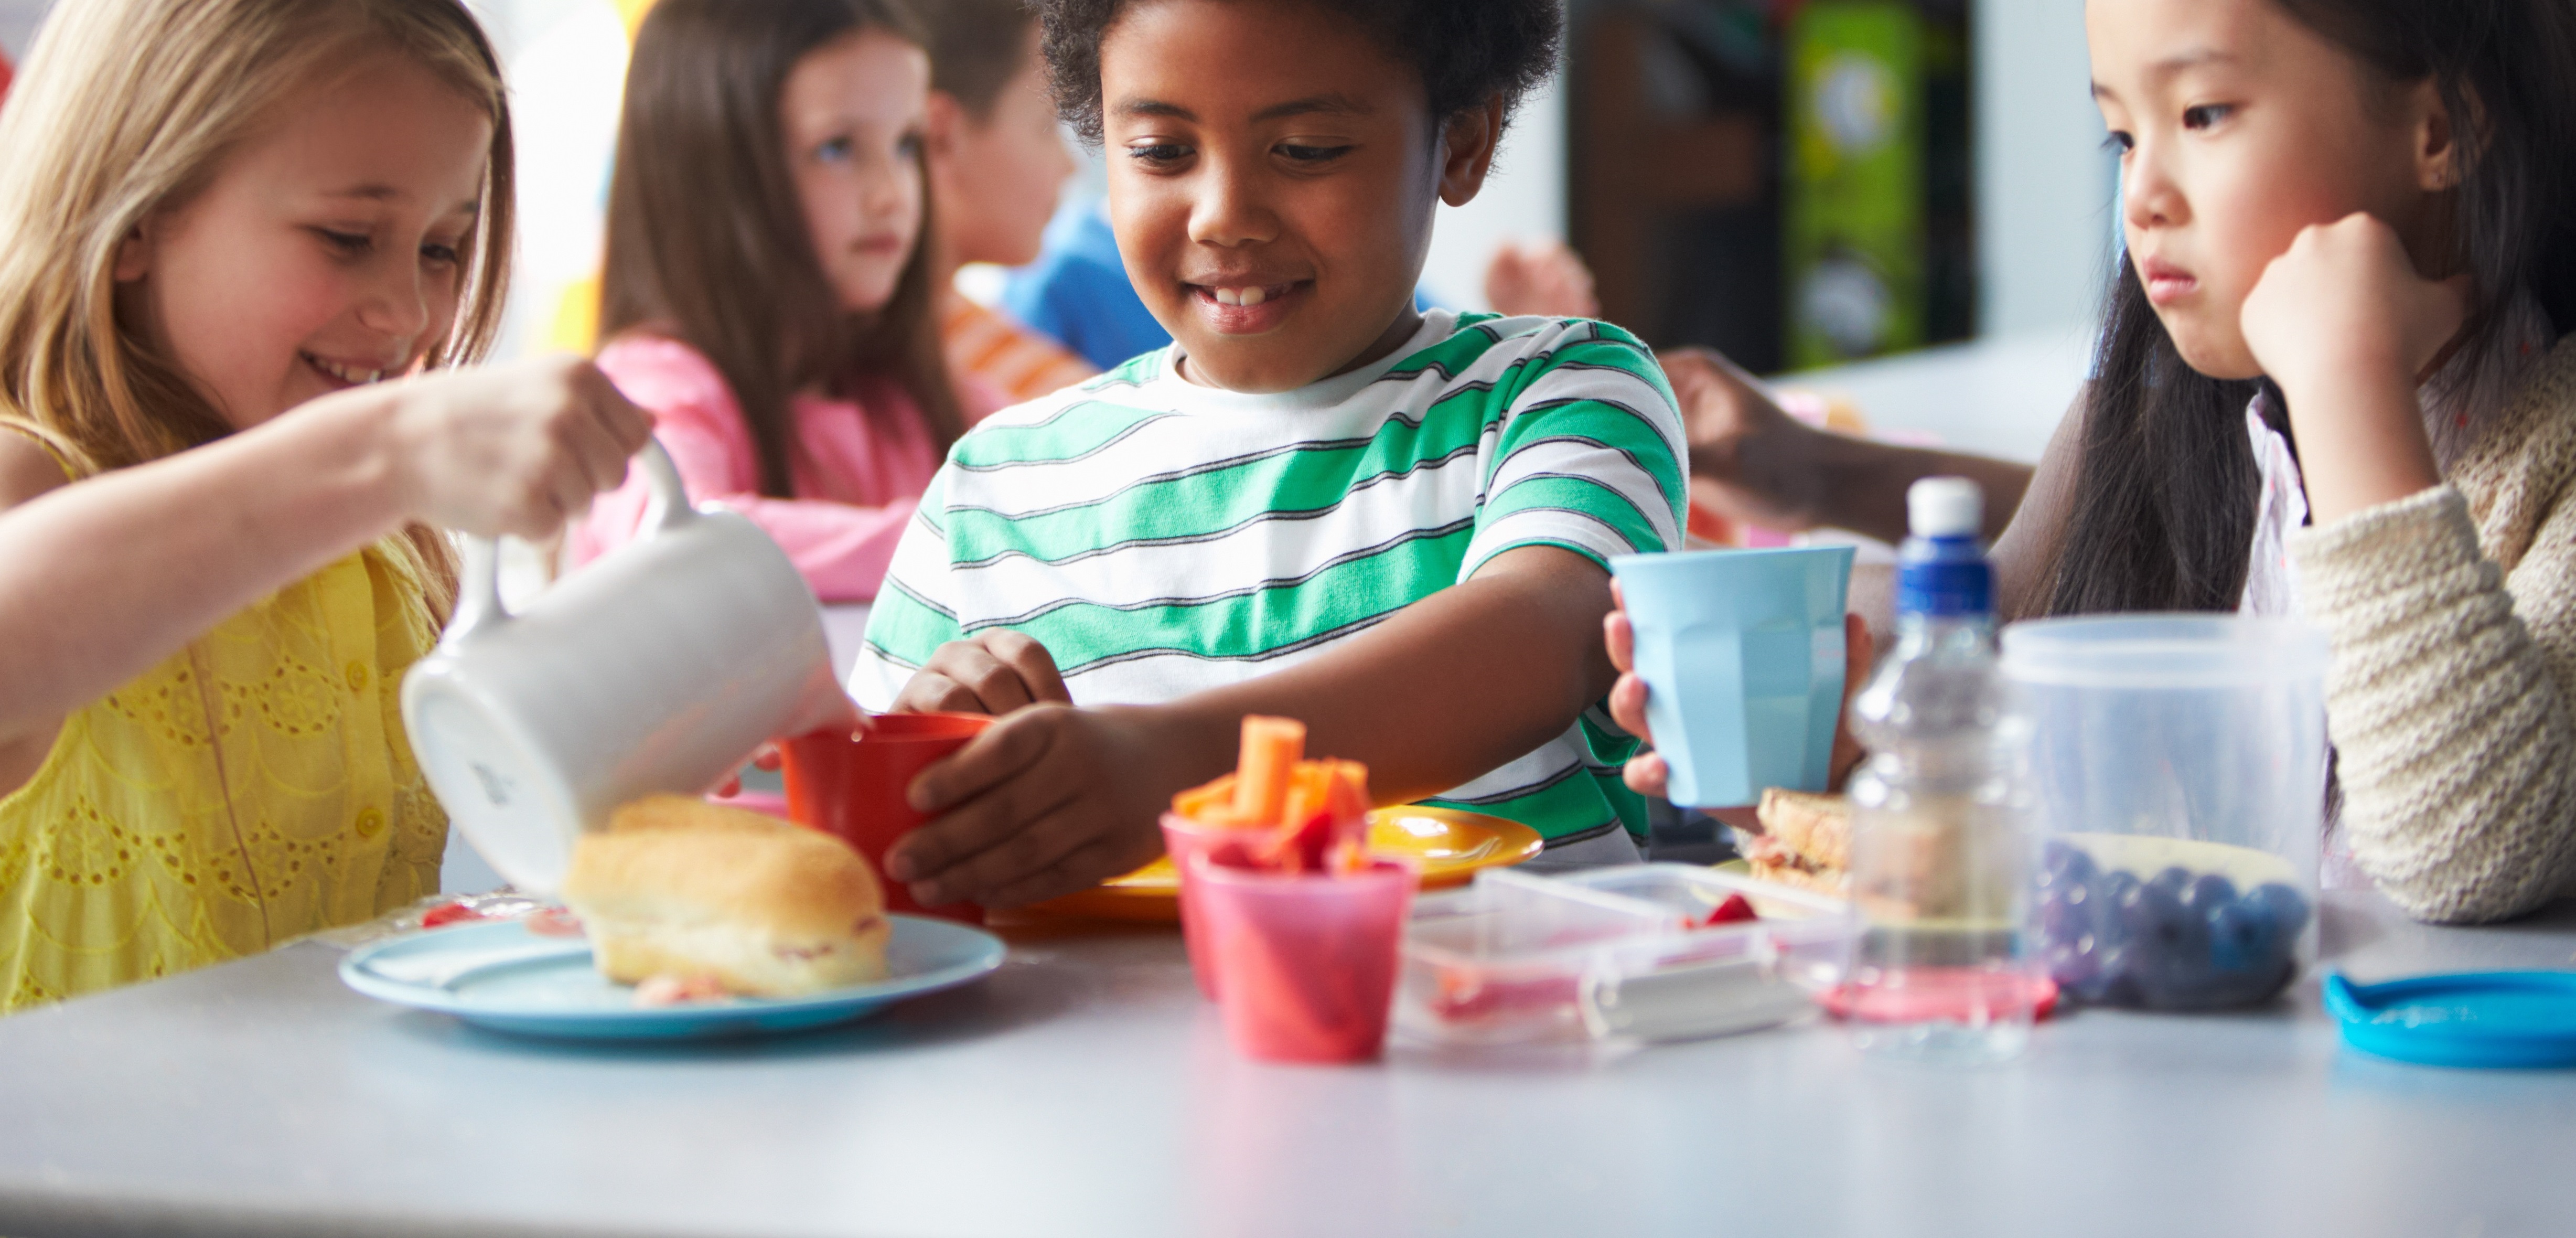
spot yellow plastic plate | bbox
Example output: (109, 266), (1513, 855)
(1028, 807), (1544, 923)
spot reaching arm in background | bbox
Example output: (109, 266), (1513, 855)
(1659, 346), (2036, 548)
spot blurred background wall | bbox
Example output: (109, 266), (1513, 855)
(0, 0), (2115, 379)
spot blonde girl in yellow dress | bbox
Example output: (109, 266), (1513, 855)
(0, 0), (654, 1012)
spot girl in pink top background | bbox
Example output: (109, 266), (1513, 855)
(572, 0), (990, 602)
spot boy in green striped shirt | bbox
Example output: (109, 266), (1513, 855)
(852, 0), (1687, 910)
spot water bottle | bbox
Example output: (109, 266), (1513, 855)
(1840, 477), (2044, 1063)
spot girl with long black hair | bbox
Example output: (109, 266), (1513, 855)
(1617, 0), (2576, 924)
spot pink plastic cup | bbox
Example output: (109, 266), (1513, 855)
(1187, 854), (1415, 1064)
(1163, 813), (1251, 1001)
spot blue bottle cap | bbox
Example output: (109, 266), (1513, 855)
(2323, 970), (2576, 1069)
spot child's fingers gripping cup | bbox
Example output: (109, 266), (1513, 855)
(1187, 853), (1416, 1064)
(780, 712), (993, 925)
(1607, 546), (1856, 808)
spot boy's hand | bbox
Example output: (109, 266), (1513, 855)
(1603, 584), (1670, 799)
(1605, 583), (1873, 803)
(892, 630), (1072, 715)
(883, 705), (1189, 908)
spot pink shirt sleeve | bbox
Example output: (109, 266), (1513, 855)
(573, 337), (929, 604)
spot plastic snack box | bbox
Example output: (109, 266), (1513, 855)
(1394, 864), (1851, 1047)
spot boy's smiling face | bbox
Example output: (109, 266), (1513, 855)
(1099, 0), (1497, 392)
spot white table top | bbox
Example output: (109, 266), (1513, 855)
(2, 887), (2570, 1238)
(1779, 326), (2094, 465)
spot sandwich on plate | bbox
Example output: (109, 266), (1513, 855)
(1735, 788), (1850, 897)
(561, 795), (891, 1003)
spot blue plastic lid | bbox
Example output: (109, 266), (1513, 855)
(2323, 970), (2576, 1069)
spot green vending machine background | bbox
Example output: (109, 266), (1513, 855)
(1786, 2), (1925, 368)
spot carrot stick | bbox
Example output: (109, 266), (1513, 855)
(1173, 775), (1240, 823)
(1230, 716), (1307, 824)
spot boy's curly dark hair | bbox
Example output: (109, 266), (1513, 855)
(1036, 0), (1563, 146)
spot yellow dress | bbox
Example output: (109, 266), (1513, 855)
(0, 549), (449, 1012)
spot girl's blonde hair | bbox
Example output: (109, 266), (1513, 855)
(0, 0), (518, 623)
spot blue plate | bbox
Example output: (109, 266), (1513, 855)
(340, 915), (1005, 1040)
(2324, 970), (2576, 1069)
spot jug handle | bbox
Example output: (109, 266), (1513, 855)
(444, 437), (693, 644)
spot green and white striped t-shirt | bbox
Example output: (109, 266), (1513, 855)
(852, 311), (1687, 846)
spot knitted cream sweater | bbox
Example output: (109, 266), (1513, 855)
(2290, 335), (2576, 923)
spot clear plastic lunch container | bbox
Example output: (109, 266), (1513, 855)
(1393, 864), (1850, 1046)
(2000, 615), (2331, 1010)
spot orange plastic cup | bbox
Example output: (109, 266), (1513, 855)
(781, 712), (992, 925)
(1188, 854), (1415, 1063)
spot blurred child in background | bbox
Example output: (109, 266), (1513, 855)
(919, 0), (1096, 407)
(573, 0), (967, 602)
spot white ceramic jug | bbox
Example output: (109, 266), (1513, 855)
(402, 441), (847, 895)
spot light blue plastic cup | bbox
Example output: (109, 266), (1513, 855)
(1609, 545), (1856, 808)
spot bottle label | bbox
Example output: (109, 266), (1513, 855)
(1898, 534), (1992, 616)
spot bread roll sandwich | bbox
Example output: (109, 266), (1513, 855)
(560, 795), (891, 998)
(1735, 788), (1851, 897)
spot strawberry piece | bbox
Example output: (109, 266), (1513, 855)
(1251, 810), (1338, 874)
(420, 901), (486, 929)
(633, 973), (733, 1007)
(1427, 968), (1580, 1024)
(1698, 893), (1758, 927)
(1205, 836), (1265, 872)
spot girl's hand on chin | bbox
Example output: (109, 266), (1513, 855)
(2241, 212), (2475, 401)
(381, 353), (655, 540)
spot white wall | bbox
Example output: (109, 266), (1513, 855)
(1419, 76), (1568, 312)
(1426, 6), (2115, 337)
(0, 0), (45, 59)
(1974, 0), (2118, 338)
(0, 0), (2106, 347)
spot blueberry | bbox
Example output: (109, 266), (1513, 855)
(2044, 940), (2099, 991)
(2092, 871), (2143, 945)
(2036, 884), (2094, 947)
(2116, 879), (2174, 937)
(2069, 870), (2302, 1009)
(2040, 841), (2099, 890)
(2119, 880), (2206, 964)
(2183, 873), (2239, 913)
(2252, 882), (2312, 936)
(2206, 898), (2278, 972)
(2081, 945), (2141, 1006)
